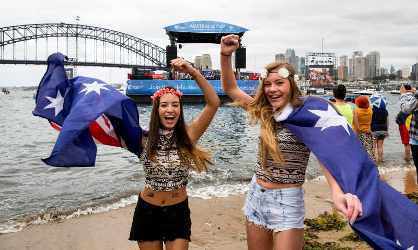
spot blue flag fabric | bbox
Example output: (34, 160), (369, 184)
(33, 52), (142, 167)
(282, 96), (418, 250)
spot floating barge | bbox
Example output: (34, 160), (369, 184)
(126, 79), (259, 103)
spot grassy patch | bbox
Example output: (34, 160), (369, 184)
(406, 192), (418, 205)
(304, 239), (353, 250)
(304, 211), (347, 231)
(339, 232), (362, 242)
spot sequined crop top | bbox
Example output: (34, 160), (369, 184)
(142, 131), (190, 191)
(255, 123), (310, 184)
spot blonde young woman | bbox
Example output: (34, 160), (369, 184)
(220, 34), (362, 250)
(129, 58), (220, 250)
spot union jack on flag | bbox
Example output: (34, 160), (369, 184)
(33, 52), (142, 167)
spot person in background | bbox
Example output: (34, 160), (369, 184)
(396, 85), (413, 162)
(354, 95), (376, 162)
(332, 84), (358, 129)
(219, 34), (362, 250)
(400, 84), (418, 182)
(370, 95), (389, 163)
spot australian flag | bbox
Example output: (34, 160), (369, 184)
(280, 96), (418, 250)
(33, 52), (142, 167)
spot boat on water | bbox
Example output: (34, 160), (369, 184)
(2, 88), (10, 95)
(389, 90), (401, 95)
(352, 88), (376, 96)
(306, 87), (325, 95)
(126, 79), (259, 103)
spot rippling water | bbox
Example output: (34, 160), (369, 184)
(0, 87), (412, 233)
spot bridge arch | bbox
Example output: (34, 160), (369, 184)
(0, 23), (167, 67)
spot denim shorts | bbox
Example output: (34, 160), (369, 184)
(372, 130), (388, 140)
(243, 176), (305, 232)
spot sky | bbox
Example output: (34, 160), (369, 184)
(1, 0), (418, 86)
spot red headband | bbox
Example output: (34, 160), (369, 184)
(150, 87), (183, 101)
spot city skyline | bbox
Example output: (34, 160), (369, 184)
(0, 0), (418, 86)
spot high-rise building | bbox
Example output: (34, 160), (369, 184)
(396, 70), (402, 79)
(390, 65), (396, 74)
(200, 54), (212, 70)
(338, 55), (348, 81)
(349, 58), (353, 79)
(275, 53), (287, 63)
(380, 67), (388, 76)
(194, 56), (202, 69)
(412, 63), (418, 81)
(285, 48), (298, 73)
(353, 51), (363, 57)
(299, 57), (306, 76)
(401, 66), (410, 79)
(194, 54), (212, 70)
(366, 51), (380, 79)
(351, 51), (366, 80)
(339, 55), (348, 67)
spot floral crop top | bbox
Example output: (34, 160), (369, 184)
(255, 123), (310, 185)
(142, 131), (190, 191)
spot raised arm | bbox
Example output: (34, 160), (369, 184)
(170, 58), (220, 144)
(220, 34), (253, 106)
(320, 163), (363, 224)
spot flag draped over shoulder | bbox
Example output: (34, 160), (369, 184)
(280, 96), (418, 250)
(33, 52), (142, 167)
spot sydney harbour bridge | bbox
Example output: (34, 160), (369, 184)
(0, 23), (167, 70)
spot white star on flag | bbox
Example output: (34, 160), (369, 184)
(308, 104), (350, 135)
(79, 81), (109, 95)
(44, 90), (64, 117)
(397, 240), (414, 250)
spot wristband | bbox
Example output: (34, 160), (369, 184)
(220, 52), (232, 57)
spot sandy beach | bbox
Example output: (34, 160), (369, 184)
(0, 167), (416, 250)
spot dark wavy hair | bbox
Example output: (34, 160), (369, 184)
(333, 84), (347, 100)
(146, 86), (211, 172)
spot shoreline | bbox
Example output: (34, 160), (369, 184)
(0, 168), (416, 250)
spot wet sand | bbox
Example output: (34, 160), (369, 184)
(0, 167), (416, 250)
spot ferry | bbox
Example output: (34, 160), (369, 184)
(126, 68), (259, 103)
(2, 88), (10, 95)
(126, 79), (258, 103)
(306, 87), (325, 95)
(352, 88), (376, 96)
(389, 90), (401, 95)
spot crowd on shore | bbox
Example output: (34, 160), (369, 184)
(331, 83), (418, 183)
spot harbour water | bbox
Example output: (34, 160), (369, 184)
(0, 87), (415, 234)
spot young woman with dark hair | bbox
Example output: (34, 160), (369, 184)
(129, 58), (220, 250)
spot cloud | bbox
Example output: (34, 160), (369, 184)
(1, 0), (418, 85)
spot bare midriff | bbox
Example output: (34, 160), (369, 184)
(140, 186), (188, 206)
(256, 178), (303, 189)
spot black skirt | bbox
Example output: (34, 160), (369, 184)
(129, 195), (191, 242)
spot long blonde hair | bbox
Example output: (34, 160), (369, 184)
(246, 62), (302, 165)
